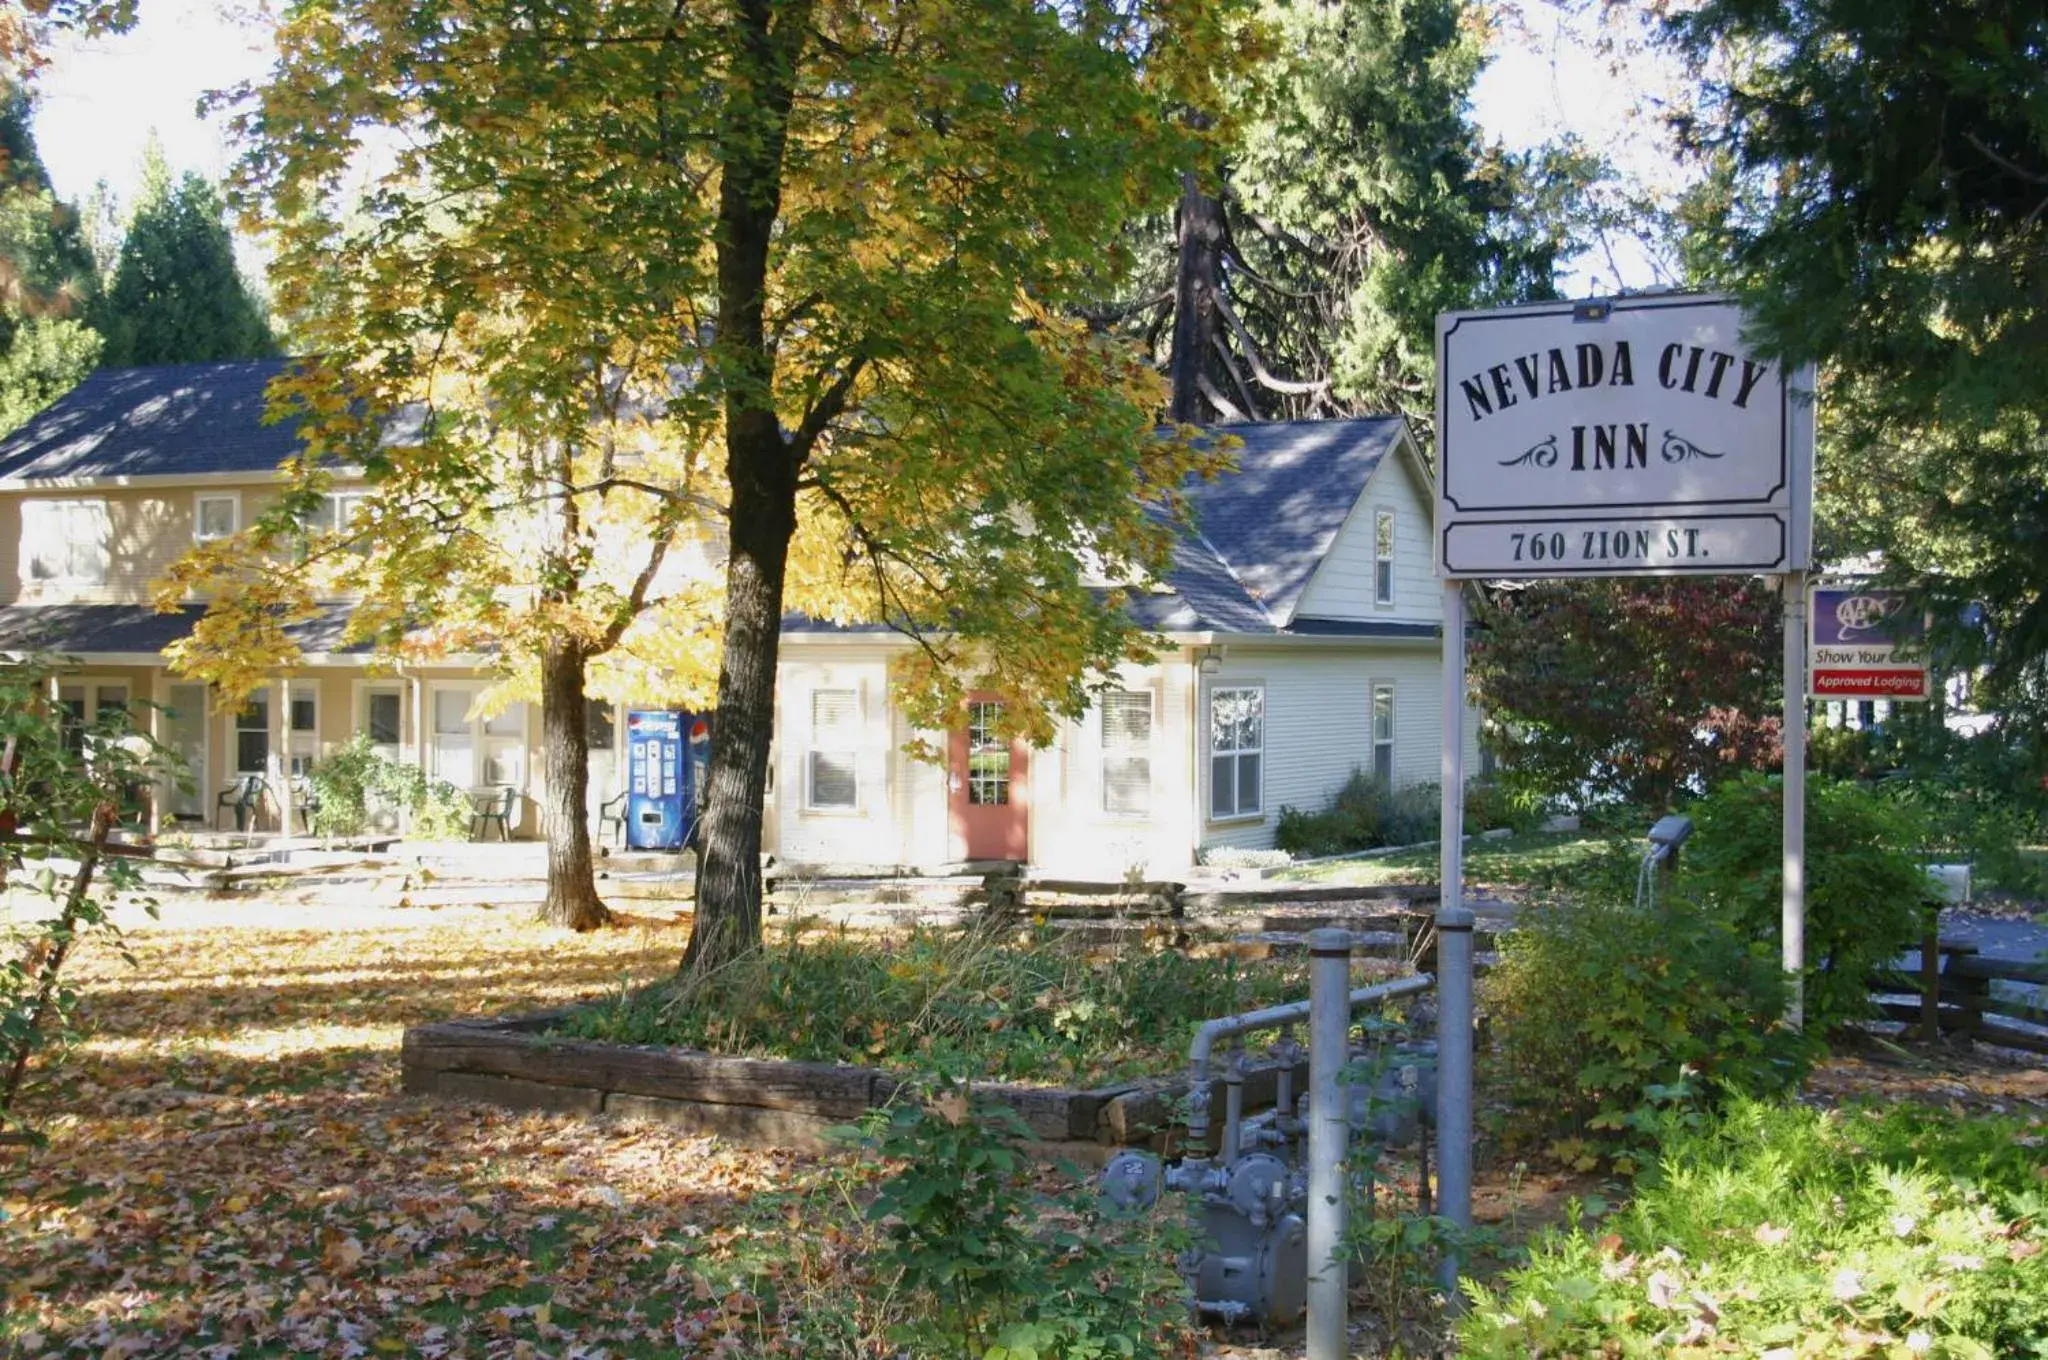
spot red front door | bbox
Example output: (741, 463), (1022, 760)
(950, 697), (1028, 862)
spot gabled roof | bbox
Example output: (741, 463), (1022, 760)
(0, 359), (300, 483)
(1165, 416), (1413, 632)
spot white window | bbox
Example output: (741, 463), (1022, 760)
(1372, 684), (1395, 785)
(21, 498), (110, 586)
(306, 491), (367, 535)
(1101, 689), (1153, 818)
(1209, 686), (1263, 820)
(1374, 508), (1395, 606)
(194, 492), (239, 542)
(806, 688), (860, 810)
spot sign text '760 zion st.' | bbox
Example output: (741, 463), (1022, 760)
(1434, 294), (1812, 579)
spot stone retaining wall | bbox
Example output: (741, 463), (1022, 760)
(401, 1008), (1307, 1156)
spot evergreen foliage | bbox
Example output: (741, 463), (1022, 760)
(1665, 1), (2048, 732)
(1124, 0), (1597, 427)
(99, 153), (273, 367)
(0, 84), (100, 434)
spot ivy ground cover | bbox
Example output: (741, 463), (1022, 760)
(559, 925), (1311, 1087)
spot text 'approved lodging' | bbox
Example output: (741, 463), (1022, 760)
(1434, 293), (1813, 579)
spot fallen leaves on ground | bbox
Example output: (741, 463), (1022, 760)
(0, 901), (899, 1359)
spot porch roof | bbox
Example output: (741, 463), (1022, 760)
(0, 603), (360, 660)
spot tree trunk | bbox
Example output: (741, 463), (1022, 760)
(537, 638), (611, 931)
(683, 475), (791, 974)
(1168, 170), (1227, 423)
(683, 0), (807, 976)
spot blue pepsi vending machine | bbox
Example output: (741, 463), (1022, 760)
(625, 710), (712, 851)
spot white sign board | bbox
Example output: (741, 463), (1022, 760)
(1435, 294), (1813, 579)
(1809, 585), (1929, 700)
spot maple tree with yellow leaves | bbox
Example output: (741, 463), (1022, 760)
(164, 1), (1258, 957)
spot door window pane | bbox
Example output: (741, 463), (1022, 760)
(584, 700), (616, 750)
(966, 701), (1010, 807)
(236, 696), (270, 774)
(433, 690), (471, 734)
(291, 695), (317, 733)
(367, 692), (401, 745)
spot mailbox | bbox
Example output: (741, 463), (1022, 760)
(625, 710), (711, 851)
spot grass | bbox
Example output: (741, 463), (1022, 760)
(1275, 828), (1623, 890)
(558, 922), (1313, 1087)
(1460, 1098), (2048, 1358)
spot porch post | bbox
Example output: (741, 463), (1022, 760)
(146, 670), (163, 837)
(275, 674), (292, 835)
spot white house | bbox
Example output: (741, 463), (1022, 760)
(766, 417), (1480, 878)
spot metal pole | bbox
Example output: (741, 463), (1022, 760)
(1305, 927), (1353, 1360)
(1436, 578), (1473, 1299)
(1782, 572), (1808, 1029)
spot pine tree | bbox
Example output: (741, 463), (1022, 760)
(100, 148), (272, 368)
(1127, 0), (1596, 429)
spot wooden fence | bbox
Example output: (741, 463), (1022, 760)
(1876, 925), (2048, 1057)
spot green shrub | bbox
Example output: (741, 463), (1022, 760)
(1274, 769), (1448, 856)
(1463, 778), (1549, 834)
(306, 735), (472, 841)
(561, 925), (1307, 1086)
(1684, 772), (1931, 1031)
(1484, 891), (1806, 1172)
(1460, 1099), (2048, 1357)
(1881, 754), (2048, 898)
(849, 1084), (1190, 1359)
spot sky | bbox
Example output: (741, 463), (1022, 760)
(28, 0), (1687, 296)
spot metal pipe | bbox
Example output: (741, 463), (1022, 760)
(1305, 927), (1352, 1360)
(1221, 1048), (1245, 1165)
(1433, 904), (1474, 1299)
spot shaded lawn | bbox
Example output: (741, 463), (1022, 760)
(0, 905), (907, 1359)
(1273, 830), (1620, 891)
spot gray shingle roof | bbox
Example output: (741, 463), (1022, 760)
(0, 360), (301, 482)
(1178, 417), (1409, 628)
(0, 603), (361, 657)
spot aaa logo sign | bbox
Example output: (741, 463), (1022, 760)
(1809, 586), (1928, 701)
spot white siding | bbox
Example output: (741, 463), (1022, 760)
(1028, 659), (1201, 879)
(769, 647), (903, 866)
(1290, 443), (1440, 626)
(1197, 642), (1483, 856)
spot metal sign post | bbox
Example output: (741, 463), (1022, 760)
(1782, 572), (1808, 1028)
(1432, 293), (1816, 1296)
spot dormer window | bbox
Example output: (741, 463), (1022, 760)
(1374, 508), (1395, 605)
(195, 493), (240, 543)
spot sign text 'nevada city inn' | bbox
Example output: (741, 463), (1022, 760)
(1434, 294), (1812, 579)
